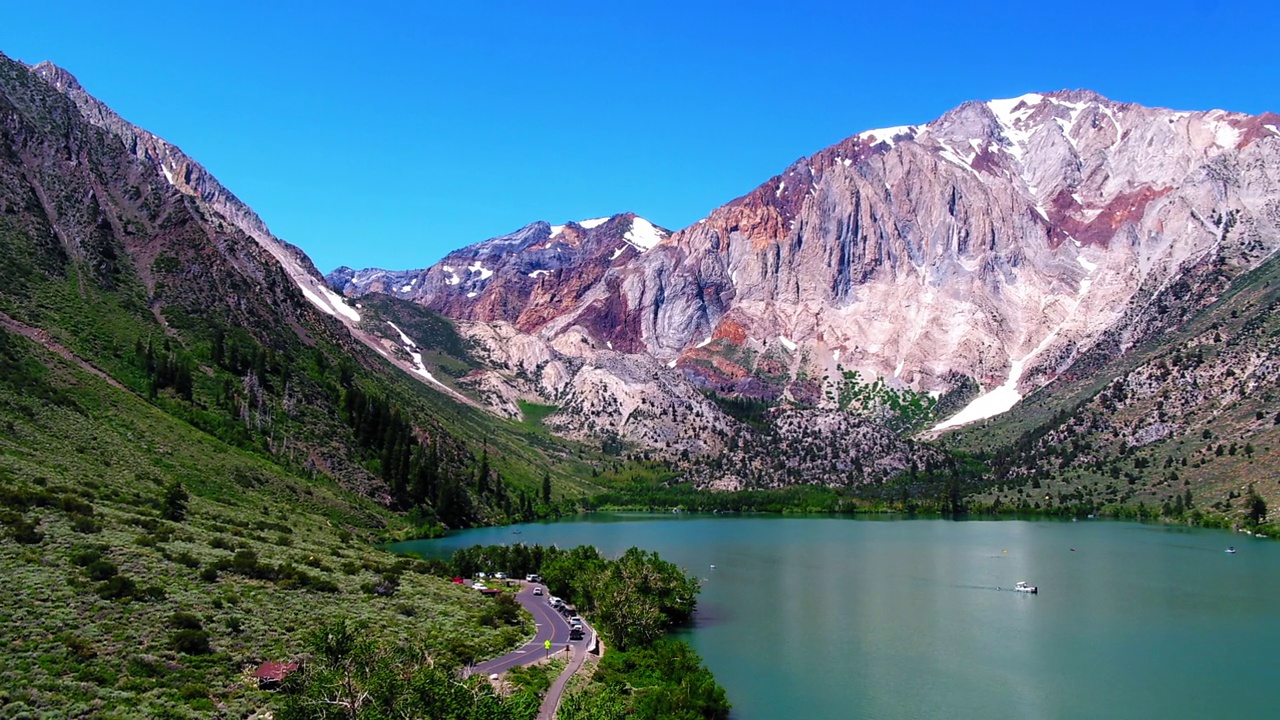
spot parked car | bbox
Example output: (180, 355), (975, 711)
(494, 572), (507, 580)
(569, 616), (583, 627)
(525, 573), (542, 583)
(569, 626), (584, 641)
(549, 596), (563, 608)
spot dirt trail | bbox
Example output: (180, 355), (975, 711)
(0, 311), (126, 390)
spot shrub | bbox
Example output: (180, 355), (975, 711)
(161, 481), (188, 522)
(70, 547), (105, 567)
(478, 593), (519, 628)
(96, 575), (138, 601)
(172, 551), (201, 568)
(7, 517), (44, 544)
(71, 515), (101, 533)
(58, 494), (94, 516)
(84, 560), (118, 581)
(60, 634), (97, 660)
(169, 612), (203, 631)
(169, 629), (211, 655)
(229, 549), (276, 579)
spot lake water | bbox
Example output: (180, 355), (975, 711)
(392, 515), (1280, 719)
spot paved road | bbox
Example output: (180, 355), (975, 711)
(537, 635), (591, 720)
(471, 583), (579, 676)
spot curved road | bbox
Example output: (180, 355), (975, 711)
(471, 583), (582, 676)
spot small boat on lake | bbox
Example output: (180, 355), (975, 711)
(1226, 547), (1237, 554)
(1015, 581), (1038, 594)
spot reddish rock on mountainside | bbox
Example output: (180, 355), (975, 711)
(334, 90), (1280, 432)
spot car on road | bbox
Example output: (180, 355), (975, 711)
(532, 587), (543, 596)
(549, 596), (563, 608)
(568, 616), (583, 626)
(494, 572), (507, 580)
(569, 626), (584, 641)
(525, 573), (542, 583)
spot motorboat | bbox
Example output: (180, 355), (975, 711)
(1014, 581), (1038, 594)
(1226, 547), (1237, 554)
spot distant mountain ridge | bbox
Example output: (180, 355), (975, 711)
(329, 213), (671, 345)
(333, 89), (1280, 435)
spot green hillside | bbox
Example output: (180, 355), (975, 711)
(0, 329), (551, 717)
(943, 247), (1280, 531)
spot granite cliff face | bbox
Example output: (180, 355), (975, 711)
(339, 91), (1280, 437)
(612, 92), (1280, 416)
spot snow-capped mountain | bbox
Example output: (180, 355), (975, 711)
(329, 213), (670, 346)
(356, 90), (1280, 433)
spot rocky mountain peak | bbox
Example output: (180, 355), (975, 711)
(330, 213), (671, 333)
(29, 60), (82, 92)
(434, 90), (1279, 430)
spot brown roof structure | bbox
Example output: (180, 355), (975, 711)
(254, 661), (300, 689)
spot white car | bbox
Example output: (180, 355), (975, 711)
(533, 587), (543, 596)
(494, 572), (507, 580)
(472, 582), (487, 590)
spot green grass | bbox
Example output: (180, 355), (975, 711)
(517, 400), (560, 431)
(0, 335), (537, 718)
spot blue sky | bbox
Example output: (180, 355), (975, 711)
(4, 1), (1278, 271)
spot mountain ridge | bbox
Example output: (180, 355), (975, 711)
(332, 88), (1280, 438)
(8, 52), (1280, 517)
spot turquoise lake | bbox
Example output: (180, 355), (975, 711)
(391, 516), (1280, 719)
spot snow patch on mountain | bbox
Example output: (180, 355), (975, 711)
(386, 322), (453, 392)
(301, 284), (361, 323)
(988, 93), (1045, 162)
(467, 261), (493, 280)
(624, 216), (667, 251)
(858, 125), (917, 148)
(932, 358), (1027, 431)
(1209, 119), (1241, 149)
